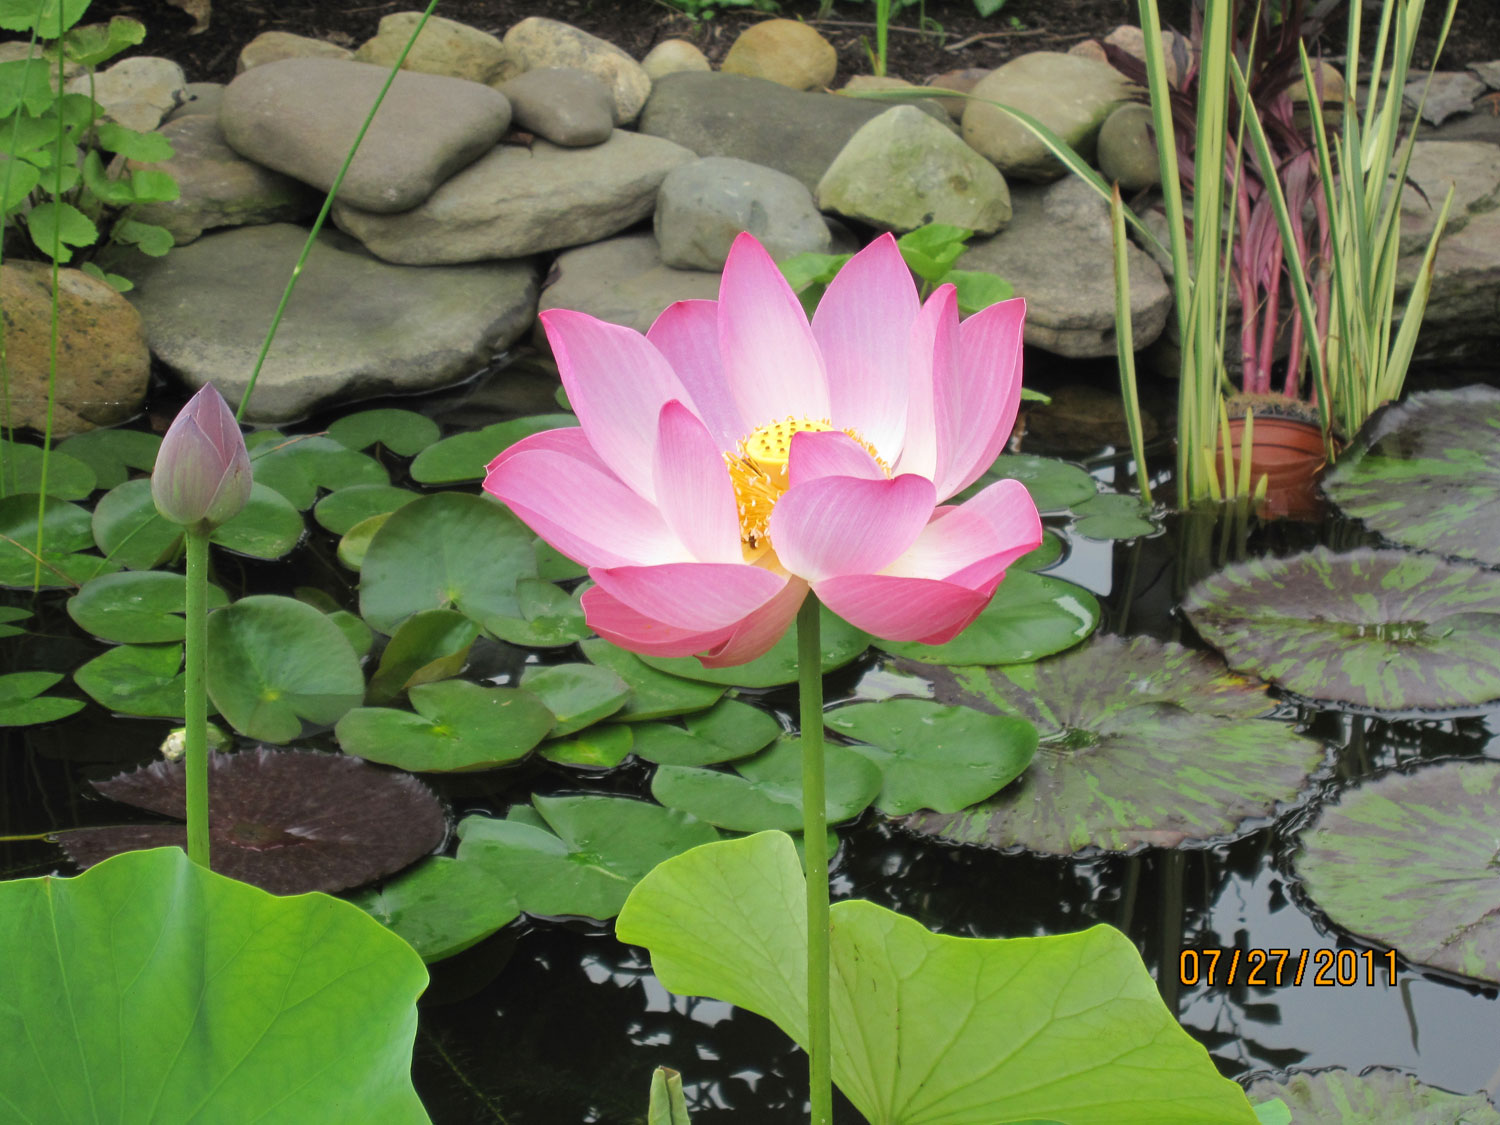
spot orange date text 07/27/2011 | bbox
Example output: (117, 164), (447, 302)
(1177, 947), (1399, 988)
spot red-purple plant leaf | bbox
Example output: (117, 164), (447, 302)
(60, 749), (446, 894)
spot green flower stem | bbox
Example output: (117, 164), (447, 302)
(797, 593), (832, 1125)
(184, 526), (210, 868)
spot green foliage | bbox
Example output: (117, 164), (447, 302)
(648, 1068), (693, 1125)
(336, 679), (555, 772)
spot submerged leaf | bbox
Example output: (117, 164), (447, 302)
(1243, 1067), (1500, 1124)
(0, 671), (84, 726)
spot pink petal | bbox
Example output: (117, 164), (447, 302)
(880, 479), (1042, 581)
(647, 299), (748, 451)
(718, 233), (830, 429)
(934, 297), (1027, 500)
(580, 585), (733, 657)
(485, 426), (607, 478)
(812, 233), (917, 461)
(652, 401), (743, 564)
(589, 562), (789, 631)
(699, 576), (810, 667)
(540, 308), (696, 502)
(813, 573), (988, 643)
(485, 448), (686, 569)
(769, 473), (935, 583)
(786, 430), (887, 487)
(893, 284), (959, 483)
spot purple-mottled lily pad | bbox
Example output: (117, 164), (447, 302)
(1243, 1066), (1500, 1124)
(59, 749), (447, 895)
(1322, 386), (1500, 568)
(1183, 547), (1500, 711)
(894, 635), (1323, 854)
(1293, 760), (1500, 985)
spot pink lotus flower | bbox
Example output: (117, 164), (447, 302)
(485, 232), (1042, 667)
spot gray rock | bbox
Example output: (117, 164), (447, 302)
(1405, 70), (1486, 127)
(539, 232), (720, 337)
(165, 82), (225, 122)
(816, 105), (1010, 234)
(639, 71), (951, 195)
(67, 56), (187, 132)
(642, 39), (712, 80)
(126, 224), (538, 423)
(238, 30), (354, 72)
(1470, 60), (1500, 90)
(1097, 103), (1160, 191)
(497, 68), (614, 147)
(333, 130), (695, 264)
(656, 156), (829, 270)
(957, 177), (1171, 357)
(962, 52), (1133, 181)
(220, 58), (511, 214)
(1401, 206), (1500, 363)
(128, 115), (318, 245)
(1400, 140), (1500, 255)
(354, 12), (511, 85)
(501, 17), (651, 125)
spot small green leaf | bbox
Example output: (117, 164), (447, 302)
(1072, 492), (1157, 540)
(539, 724), (635, 769)
(127, 167), (179, 204)
(26, 199), (96, 261)
(0, 670), (84, 726)
(56, 427), (160, 490)
(337, 512), (389, 572)
(366, 609), (479, 705)
(73, 642), (200, 718)
(327, 408), (440, 456)
(313, 484), (419, 537)
(956, 453), (1098, 512)
(82, 149), (136, 205)
(111, 217), (173, 256)
(0, 438), (97, 499)
(897, 222), (970, 281)
(0, 494), (114, 588)
(409, 414), (577, 484)
(336, 680), (554, 772)
(68, 570), (228, 643)
(211, 483), (305, 559)
(948, 268), (1015, 314)
(249, 434), (388, 510)
(0, 0), (91, 36)
(57, 15), (146, 67)
(630, 699), (783, 767)
(0, 59), (57, 116)
(520, 662), (630, 736)
(0, 152), (41, 209)
(581, 638), (723, 722)
(481, 577), (589, 647)
(96, 119), (173, 162)
(350, 856), (521, 963)
(0, 606), (31, 638)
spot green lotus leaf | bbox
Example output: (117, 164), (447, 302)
(313, 484), (420, 536)
(651, 736), (882, 833)
(895, 634), (1322, 853)
(74, 642), (211, 718)
(328, 408), (441, 456)
(206, 594), (365, 742)
(1071, 492), (1158, 540)
(0, 847), (429, 1122)
(956, 453), (1098, 512)
(1014, 528), (1064, 571)
(409, 413), (577, 484)
(0, 437), (96, 498)
(338, 511), (390, 571)
(539, 723), (635, 769)
(248, 433), (389, 509)
(56, 427), (161, 490)
(211, 483), (308, 558)
(1294, 759), (1500, 985)
(336, 679), (554, 771)
(581, 638), (724, 721)
(1183, 546), (1500, 710)
(456, 794), (719, 920)
(359, 492), (537, 634)
(367, 608), (480, 705)
(630, 699), (783, 767)
(1243, 1067), (1500, 1124)
(481, 576), (589, 647)
(1323, 386), (1500, 567)
(0, 670), (84, 725)
(0, 605), (31, 638)
(520, 661), (631, 736)
(0, 494), (116, 587)
(878, 571), (1099, 665)
(640, 602), (869, 688)
(616, 832), (1259, 1125)
(826, 699), (1038, 815)
(351, 855), (521, 963)
(67, 570), (229, 643)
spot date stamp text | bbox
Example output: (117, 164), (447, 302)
(1178, 947), (1398, 987)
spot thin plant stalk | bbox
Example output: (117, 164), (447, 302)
(1109, 184), (1151, 504)
(797, 593), (832, 1125)
(184, 525), (210, 867)
(235, 0), (442, 422)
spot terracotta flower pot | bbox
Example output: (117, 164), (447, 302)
(1217, 413), (1331, 520)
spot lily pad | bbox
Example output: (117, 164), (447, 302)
(337, 511), (389, 571)
(248, 434), (388, 509)
(956, 453), (1098, 512)
(539, 724), (635, 769)
(1072, 492), (1158, 540)
(1243, 1067), (1500, 1124)
(520, 662), (631, 736)
(351, 855), (521, 963)
(1323, 386), (1500, 568)
(366, 608), (480, 704)
(93, 478), (304, 567)
(631, 699), (784, 767)
(581, 638), (724, 721)
(0, 494), (115, 587)
(0, 671), (84, 725)
(651, 736), (883, 833)
(825, 699), (1037, 815)
(211, 483), (307, 559)
(0, 606), (31, 638)
(337, 679), (554, 771)
(0, 438), (96, 499)
(895, 634), (1322, 853)
(67, 570), (229, 643)
(56, 427), (161, 490)
(535, 537), (588, 580)
(328, 408), (441, 456)
(409, 413), (577, 484)
(455, 794), (720, 920)
(1014, 529), (1065, 572)
(60, 748), (448, 894)
(1293, 760), (1500, 985)
(359, 492), (538, 634)
(877, 571), (1099, 665)
(73, 642), (209, 718)
(313, 484), (420, 536)
(483, 576), (590, 647)
(0, 847), (428, 1122)
(1183, 547), (1500, 711)
(205, 594), (366, 742)
(640, 602), (869, 688)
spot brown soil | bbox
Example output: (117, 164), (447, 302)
(105, 0), (1500, 91)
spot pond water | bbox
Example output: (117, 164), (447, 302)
(3, 352), (1499, 1122)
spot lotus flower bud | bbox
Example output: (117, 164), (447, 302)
(151, 383), (253, 532)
